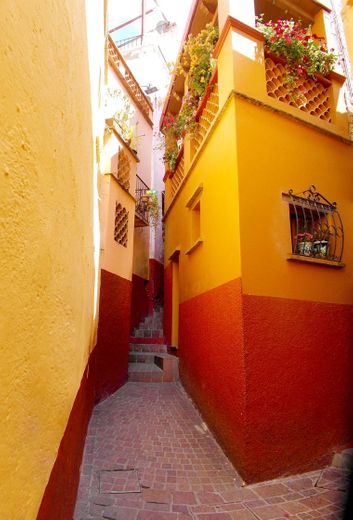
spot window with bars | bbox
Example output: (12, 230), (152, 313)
(114, 202), (129, 247)
(285, 186), (344, 264)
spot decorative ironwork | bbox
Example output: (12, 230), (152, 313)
(287, 185), (344, 262)
(135, 174), (150, 227)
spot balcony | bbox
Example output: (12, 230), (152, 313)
(107, 35), (153, 125)
(135, 175), (150, 227)
(164, 70), (220, 210)
(213, 15), (348, 137)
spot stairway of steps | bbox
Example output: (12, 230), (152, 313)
(128, 308), (179, 383)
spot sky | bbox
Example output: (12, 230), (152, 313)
(107, 0), (194, 93)
(108, 0), (194, 46)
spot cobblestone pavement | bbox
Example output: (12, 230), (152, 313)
(74, 383), (347, 520)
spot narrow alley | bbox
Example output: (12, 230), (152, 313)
(2, 0), (353, 518)
(74, 382), (346, 520)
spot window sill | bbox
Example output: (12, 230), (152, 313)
(185, 238), (203, 255)
(287, 254), (345, 268)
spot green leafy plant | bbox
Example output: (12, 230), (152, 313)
(160, 24), (219, 171)
(178, 23), (219, 98)
(145, 189), (159, 227)
(256, 17), (337, 86)
(106, 87), (136, 144)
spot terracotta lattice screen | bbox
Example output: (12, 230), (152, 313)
(265, 57), (331, 122)
(114, 202), (129, 247)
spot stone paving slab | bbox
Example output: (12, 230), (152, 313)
(73, 383), (347, 520)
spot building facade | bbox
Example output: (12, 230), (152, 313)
(162, 0), (353, 482)
(0, 1), (157, 518)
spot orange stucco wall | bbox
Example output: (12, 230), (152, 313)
(235, 98), (353, 305)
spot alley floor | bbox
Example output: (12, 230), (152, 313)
(74, 383), (347, 520)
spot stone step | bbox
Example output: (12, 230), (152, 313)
(131, 329), (164, 338)
(129, 343), (168, 353)
(129, 336), (166, 345)
(128, 353), (179, 383)
(137, 322), (163, 331)
(129, 352), (160, 363)
(139, 315), (163, 325)
(128, 363), (164, 382)
(332, 447), (353, 469)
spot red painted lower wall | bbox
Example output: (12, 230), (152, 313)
(242, 293), (353, 482)
(37, 269), (131, 519)
(92, 269), (131, 402)
(37, 366), (94, 520)
(179, 278), (248, 477)
(164, 263), (173, 345)
(148, 258), (164, 311)
(130, 273), (149, 332)
(178, 278), (353, 483)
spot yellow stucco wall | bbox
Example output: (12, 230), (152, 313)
(164, 97), (241, 303)
(0, 0), (104, 518)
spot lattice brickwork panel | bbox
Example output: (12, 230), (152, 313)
(192, 85), (219, 157)
(265, 58), (331, 122)
(114, 202), (128, 247)
(116, 148), (130, 190)
(171, 156), (185, 197)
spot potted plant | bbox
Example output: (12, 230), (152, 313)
(178, 23), (219, 98)
(160, 24), (219, 172)
(105, 87), (136, 145)
(256, 17), (337, 88)
(313, 239), (329, 257)
(312, 229), (330, 258)
(296, 232), (314, 256)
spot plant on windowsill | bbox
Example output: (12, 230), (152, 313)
(296, 231), (314, 256)
(256, 17), (337, 88)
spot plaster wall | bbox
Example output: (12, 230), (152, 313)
(236, 99), (353, 305)
(151, 96), (166, 265)
(100, 174), (135, 281)
(133, 227), (150, 280)
(101, 130), (138, 281)
(107, 67), (153, 187)
(164, 97), (241, 304)
(0, 0), (103, 517)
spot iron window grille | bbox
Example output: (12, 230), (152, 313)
(286, 185), (344, 263)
